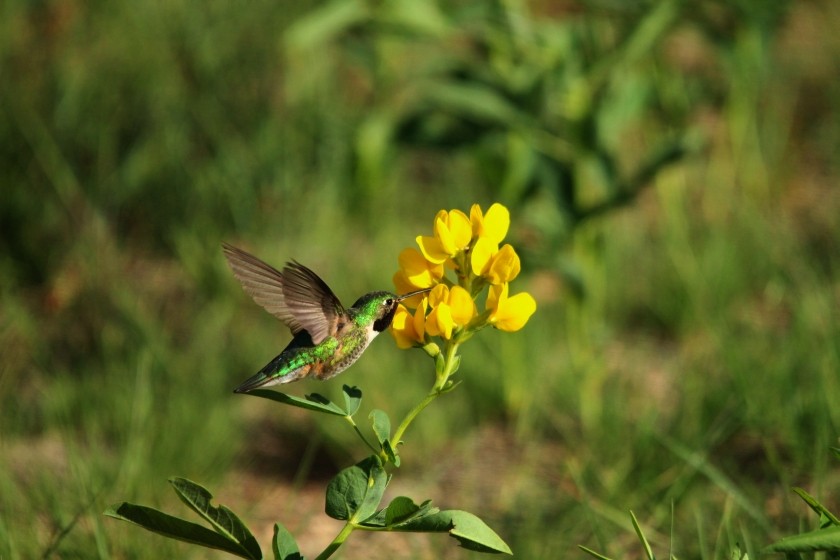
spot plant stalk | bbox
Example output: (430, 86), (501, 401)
(314, 521), (355, 560)
(391, 341), (460, 448)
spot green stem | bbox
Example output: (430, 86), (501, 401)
(392, 341), (460, 447)
(316, 341), (462, 557)
(345, 416), (379, 455)
(314, 521), (355, 560)
(391, 391), (439, 449)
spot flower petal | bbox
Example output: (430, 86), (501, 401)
(469, 204), (485, 238)
(434, 215), (458, 255)
(393, 270), (417, 293)
(486, 282), (507, 312)
(448, 285), (476, 326)
(413, 299), (427, 339)
(470, 237), (498, 276)
(491, 291), (536, 332)
(428, 283), (449, 308)
(431, 302), (454, 339)
(482, 203), (510, 244)
(416, 235), (448, 264)
(399, 247), (438, 287)
(390, 304), (421, 348)
(447, 209), (473, 249)
(487, 244), (521, 284)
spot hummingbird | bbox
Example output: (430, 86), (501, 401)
(222, 243), (431, 393)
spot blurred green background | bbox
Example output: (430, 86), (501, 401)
(1, 0), (839, 558)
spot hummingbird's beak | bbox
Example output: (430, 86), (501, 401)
(396, 287), (433, 302)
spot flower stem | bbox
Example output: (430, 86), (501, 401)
(314, 521), (355, 560)
(392, 341), (460, 447)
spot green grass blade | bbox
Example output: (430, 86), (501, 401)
(630, 511), (656, 560)
(792, 487), (840, 527)
(661, 437), (770, 530)
(578, 545), (614, 560)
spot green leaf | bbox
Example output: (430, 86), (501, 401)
(382, 438), (400, 467)
(342, 385), (362, 417)
(104, 502), (260, 559)
(793, 487), (840, 527)
(248, 389), (346, 416)
(392, 509), (512, 554)
(730, 544), (746, 560)
(440, 379), (462, 394)
(284, 0), (368, 51)
(169, 478), (261, 559)
(385, 497), (421, 526)
(830, 447), (840, 461)
(361, 497), (436, 528)
(325, 456), (387, 522)
(368, 409), (399, 465)
(449, 355), (461, 376)
(272, 523), (302, 560)
(419, 81), (530, 129)
(434, 353), (446, 376)
(369, 409), (391, 444)
(380, 0), (450, 36)
(764, 525), (840, 553)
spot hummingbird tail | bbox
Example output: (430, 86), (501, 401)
(233, 372), (274, 393)
(233, 354), (311, 393)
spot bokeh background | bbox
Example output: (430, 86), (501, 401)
(2, 0), (839, 558)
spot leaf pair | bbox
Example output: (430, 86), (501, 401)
(367, 504), (513, 555)
(104, 478), (300, 560)
(324, 456), (511, 554)
(250, 385), (401, 465)
(325, 456), (388, 523)
(248, 385), (361, 417)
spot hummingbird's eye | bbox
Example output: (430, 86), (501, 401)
(386, 298), (394, 306)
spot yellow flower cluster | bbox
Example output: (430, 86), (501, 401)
(391, 203), (537, 349)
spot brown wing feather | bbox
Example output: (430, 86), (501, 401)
(281, 261), (346, 344)
(221, 243), (304, 334)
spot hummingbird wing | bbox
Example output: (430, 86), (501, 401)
(222, 243), (307, 335)
(222, 244), (346, 345)
(281, 261), (346, 345)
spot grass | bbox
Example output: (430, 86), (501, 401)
(1, 0), (839, 558)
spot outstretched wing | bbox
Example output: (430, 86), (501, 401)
(281, 260), (346, 345)
(222, 244), (345, 344)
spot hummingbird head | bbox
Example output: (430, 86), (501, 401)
(352, 288), (432, 333)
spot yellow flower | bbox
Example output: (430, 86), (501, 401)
(390, 302), (427, 349)
(469, 237), (496, 278)
(470, 203), (509, 244)
(416, 209), (472, 264)
(424, 284), (476, 340)
(396, 248), (444, 289)
(393, 202), (536, 349)
(470, 242), (521, 284)
(394, 247), (444, 307)
(486, 244), (521, 284)
(486, 283), (536, 332)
